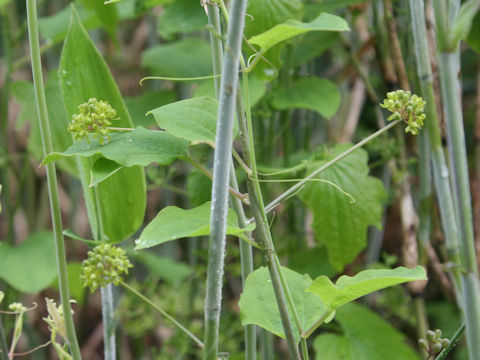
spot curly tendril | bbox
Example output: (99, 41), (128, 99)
(380, 90), (426, 135)
(68, 98), (118, 144)
(80, 243), (132, 293)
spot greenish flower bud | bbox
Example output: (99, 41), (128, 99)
(433, 342), (443, 353)
(441, 338), (450, 348)
(418, 338), (428, 351)
(426, 330), (436, 342)
(435, 329), (442, 339)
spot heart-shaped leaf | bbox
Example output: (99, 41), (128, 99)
(239, 266), (327, 343)
(135, 202), (255, 249)
(307, 266), (427, 311)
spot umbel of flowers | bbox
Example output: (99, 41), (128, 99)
(380, 90), (426, 135)
(68, 98), (117, 144)
(80, 243), (132, 293)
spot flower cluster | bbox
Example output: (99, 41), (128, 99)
(80, 243), (132, 293)
(418, 329), (450, 356)
(68, 98), (117, 144)
(380, 90), (426, 135)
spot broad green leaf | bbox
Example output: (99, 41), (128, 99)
(128, 250), (191, 284)
(149, 96), (234, 144)
(158, 0), (207, 39)
(299, 145), (386, 270)
(90, 158), (123, 186)
(305, 1), (372, 15)
(125, 90), (176, 128)
(271, 77), (341, 118)
(0, 232), (57, 293)
(43, 126), (189, 168)
(12, 73), (77, 176)
(314, 303), (421, 360)
(142, 38), (213, 78)
(467, 11), (480, 53)
(0, 0), (11, 8)
(187, 169), (212, 207)
(291, 32), (339, 67)
(239, 266), (327, 343)
(135, 202), (255, 249)
(59, 7), (146, 243)
(288, 246), (337, 280)
(244, 0), (303, 38)
(249, 13), (349, 54)
(452, 0), (480, 43)
(307, 266), (426, 311)
(80, 0), (119, 40)
(52, 262), (86, 305)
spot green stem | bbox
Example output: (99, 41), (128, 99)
(301, 309), (334, 339)
(435, 322), (466, 360)
(25, 1), (81, 358)
(238, 67), (301, 359)
(263, 119), (402, 216)
(120, 281), (204, 348)
(206, 4), (256, 358)
(274, 256), (309, 360)
(203, 0), (248, 358)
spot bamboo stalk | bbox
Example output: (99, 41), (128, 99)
(25, 1), (81, 358)
(203, 0), (248, 358)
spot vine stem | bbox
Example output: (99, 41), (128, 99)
(237, 58), (301, 359)
(203, 0), (248, 358)
(261, 119), (402, 217)
(119, 281), (204, 348)
(25, 1), (81, 358)
(205, 3), (256, 359)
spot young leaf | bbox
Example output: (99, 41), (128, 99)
(249, 13), (349, 54)
(148, 96), (238, 144)
(314, 303), (421, 360)
(141, 38), (213, 78)
(43, 126), (188, 168)
(307, 266), (427, 311)
(239, 266), (327, 343)
(0, 232), (57, 293)
(59, 6), (146, 243)
(299, 144), (386, 270)
(135, 202), (255, 249)
(270, 77), (341, 118)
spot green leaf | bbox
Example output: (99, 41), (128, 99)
(239, 266), (327, 343)
(12, 73), (78, 176)
(291, 32), (339, 67)
(307, 0), (372, 13)
(271, 77), (341, 118)
(52, 262), (86, 305)
(187, 169), (212, 207)
(0, 232), (57, 293)
(452, 0), (480, 43)
(466, 11), (480, 53)
(59, 6), (146, 243)
(125, 90), (176, 128)
(157, 0), (207, 39)
(313, 303), (421, 360)
(142, 38), (213, 78)
(299, 145), (386, 270)
(149, 96), (235, 144)
(244, 0), (303, 38)
(288, 246), (337, 280)
(307, 266), (426, 311)
(135, 202), (255, 249)
(249, 13), (349, 54)
(43, 126), (189, 168)
(128, 250), (191, 285)
(79, 0), (119, 41)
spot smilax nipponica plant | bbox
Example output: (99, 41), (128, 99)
(68, 98), (117, 144)
(80, 243), (132, 293)
(380, 90), (426, 135)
